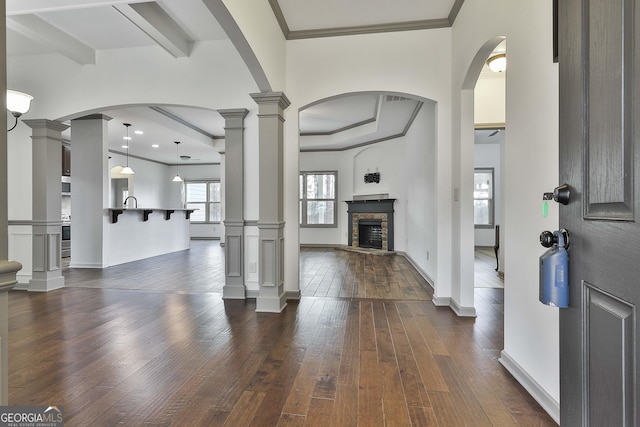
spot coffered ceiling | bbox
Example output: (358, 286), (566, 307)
(270, 0), (465, 39)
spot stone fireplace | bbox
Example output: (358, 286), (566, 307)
(346, 198), (396, 251)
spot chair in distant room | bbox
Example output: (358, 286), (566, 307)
(494, 225), (500, 271)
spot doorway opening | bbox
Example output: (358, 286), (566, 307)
(472, 40), (506, 290)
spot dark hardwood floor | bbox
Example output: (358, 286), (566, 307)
(8, 242), (556, 426)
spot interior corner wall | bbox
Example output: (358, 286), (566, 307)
(403, 101), (437, 281)
(453, 0), (560, 413)
(298, 102), (437, 281)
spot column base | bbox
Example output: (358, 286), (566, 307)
(222, 285), (246, 300)
(256, 292), (287, 313)
(28, 276), (64, 292)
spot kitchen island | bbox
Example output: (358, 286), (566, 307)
(105, 208), (194, 267)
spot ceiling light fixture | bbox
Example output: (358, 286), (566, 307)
(172, 141), (183, 182)
(7, 90), (34, 132)
(121, 123), (135, 175)
(487, 53), (507, 73)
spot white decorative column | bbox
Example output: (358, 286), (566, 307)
(251, 92), (290, 313)
(218, 109), (248, 299)
(69, 115), (111, 268)
(0, 261), (21, 404)
(219, 151), (226, 247)
(23, 120), (68, 292)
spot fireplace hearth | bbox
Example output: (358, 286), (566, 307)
(346, 198), (396, 251)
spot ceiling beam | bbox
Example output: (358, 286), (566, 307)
(7, 14), (95, 64)
(113, 2), (193, 58)
(140, 106), (222, 151)
(6, 0), (146, 15)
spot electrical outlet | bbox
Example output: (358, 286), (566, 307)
(249, 262), (257, 273)
(426, 251), (429, 260)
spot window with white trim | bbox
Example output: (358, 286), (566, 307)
(185, 181), (221, 223)
(299, 171), (337, 227)
(473, 168), (494, 228)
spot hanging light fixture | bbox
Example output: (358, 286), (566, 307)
(487, 53), (507, 73)
(121, 123), (135, 175)
(7, 90), (34, 132)
(172, 141), (183, 182)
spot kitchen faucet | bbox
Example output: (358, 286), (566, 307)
(123, 196), (138, 208)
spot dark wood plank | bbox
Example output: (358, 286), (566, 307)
(6, 243), (557, 426)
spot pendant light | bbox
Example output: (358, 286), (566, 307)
(121, 123), (135, 175)
(172, 141), (183, 182)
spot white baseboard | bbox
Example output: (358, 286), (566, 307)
(450, 298), (477, 317)
(499, 350), (560, 425)
(397, 252), (477, 317)
(432, 295), (450, 306)
(396, 251), (435, 290)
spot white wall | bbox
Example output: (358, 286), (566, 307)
(474, 73), (506, 126)
(403, 101), (437, 281)
(108, 153), (172, 209)
(7, 122), (32, 221)
(453, 0), (560, 420)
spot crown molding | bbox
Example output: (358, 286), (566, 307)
(300, 101), (423, 152)
(269, 0), (466, 40)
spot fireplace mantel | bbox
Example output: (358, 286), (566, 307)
(345, 199), (396, 251)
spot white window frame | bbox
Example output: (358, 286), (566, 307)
(474, 167), (495, 228)
(299, 171), (338, 228)
(185, 180), (221, 224)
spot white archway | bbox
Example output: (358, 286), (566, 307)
(451, 36), (507, 316)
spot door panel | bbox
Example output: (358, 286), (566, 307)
(585, 283), (635, 426)
(585, 0), (634, 219)
(560, 0), (640, 425)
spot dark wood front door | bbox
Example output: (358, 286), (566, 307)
(560, 0), (640, 425)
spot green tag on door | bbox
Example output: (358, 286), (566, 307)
(542, 200), (548, 218)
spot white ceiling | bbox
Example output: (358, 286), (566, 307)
(7, 0), (498, 162)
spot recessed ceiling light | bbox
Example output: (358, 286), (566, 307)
(122, 145), (129, 149)
(135, 130), (144, 135)
(123, 136), (132, 141)
(151, 144), (159, 148)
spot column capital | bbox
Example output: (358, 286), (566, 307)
(22, 119), (69, 133)
(250, 92), (291, 110)
(218, 108), (249, 130)
(71, 114), (113, 122)
(217, 108), (249, 120)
